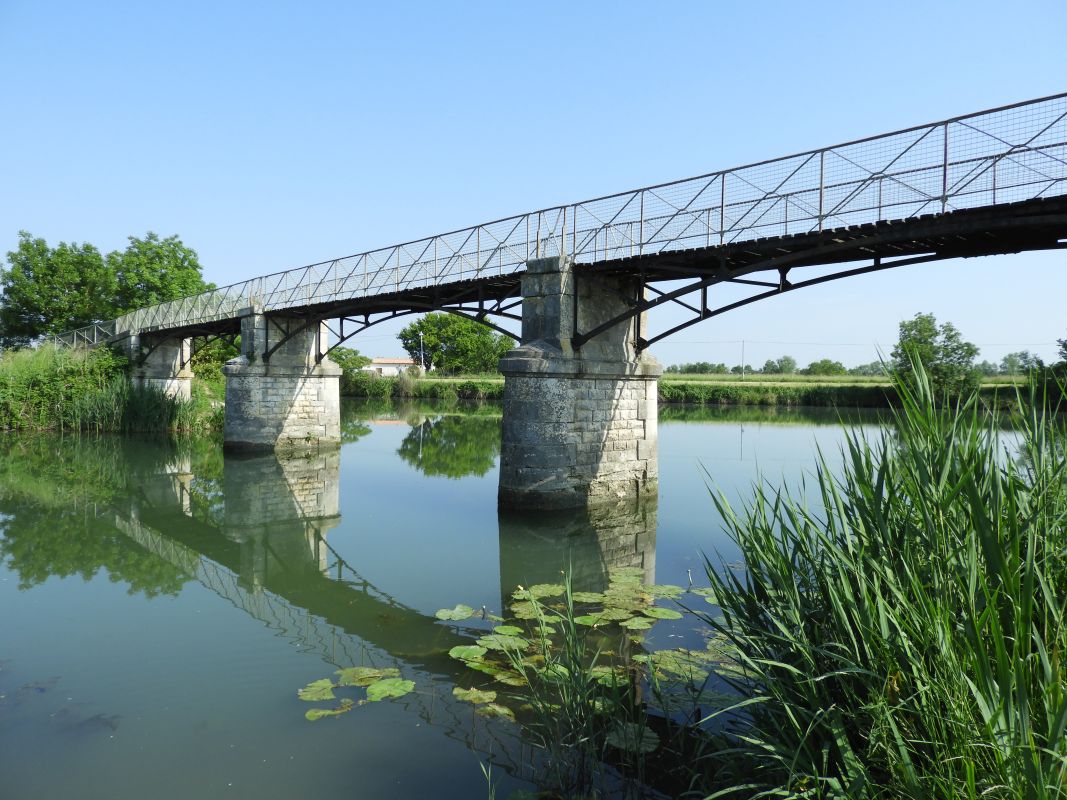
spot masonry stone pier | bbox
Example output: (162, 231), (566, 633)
(128, 333), (193, 401)
(498, 256), (661, 509)
(223, 308), (341, 453)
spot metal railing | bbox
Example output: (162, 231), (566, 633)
(55, 92), (1067, 345)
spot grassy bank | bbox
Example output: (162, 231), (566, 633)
(0, 345), (222, 433)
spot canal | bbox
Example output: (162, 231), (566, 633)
(0, 401), (888, 799)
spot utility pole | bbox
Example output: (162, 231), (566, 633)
(419, 331), (425, 373)
(741, 340), (746, 381)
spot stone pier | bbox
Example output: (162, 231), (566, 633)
(498, 256), (661, 509)
(128, 333), (193, 401)
(222, 308), (341, 453)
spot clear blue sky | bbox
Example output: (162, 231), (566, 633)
(2, 0), (1064, 368)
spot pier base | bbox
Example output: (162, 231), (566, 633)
(223, 309), (341, 454)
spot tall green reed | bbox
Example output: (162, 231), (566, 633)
(700, 365), (1067, 798)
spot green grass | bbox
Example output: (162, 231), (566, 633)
(697, 369), (1067, 798)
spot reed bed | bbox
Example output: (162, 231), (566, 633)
(699, 369), (1067, 798)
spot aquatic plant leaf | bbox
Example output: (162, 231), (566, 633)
(538, 663), (571, 682)
(573, 614), (607, 627)
(647, 584), (684, 599)
(596, 607), (636, 621)
(570, 591), (605, 604)
(641, 606), (683, 620)
(619, 616), (654, 631)
(492, 625), (524, 636)
(492, 670), (528, 687)
(475, 702), (516, 722)
(605, 722), (659, 754)
(509, 601), (540, 619)
(609, 567), (645, 583)
(448, 645), (488, 662)
(435, 604), (476, 621)
(477, 633), (529, 651)
(466, 661), (503, 677)
(511, 584), (564, 601)
(305, 698), (354, 721)
(649, 649), (711, 683)
(297, 679), (336, 701)
(365, 677), (415, 702)
(453, 687), (496, 704)
(336, 666), (400, 687)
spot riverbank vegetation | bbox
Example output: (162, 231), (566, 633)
(0, 344), (221, 433)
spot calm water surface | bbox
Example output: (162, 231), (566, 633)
(0, 401), (887, 799)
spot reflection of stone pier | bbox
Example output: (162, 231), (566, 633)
(497, 495), (657, 609)
(221, 452), (341, 588)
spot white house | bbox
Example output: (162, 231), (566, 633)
(361, 357), (416, 377)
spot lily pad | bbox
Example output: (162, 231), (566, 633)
(641, 606), (683, 620)
(596, 607), (636, 621)
(647, 584), (684, 599)
(690, 587), (718, 602)
(475, 702), (516, 722)
(365, 677), (415, 702)
(570, 591), (605, 604)
(492, 625), (524, 636)
(509, 601), (540, 620)
(305, 698), (354, 721)
(298, 679), (336, 701)
(448, 645), (488, 662)
(453, 687), (496, 704)
(618, 616), (654, 631)
(605, 722), (659, 754)
(511, 584), (564, 601)
(573, 614), (607, 627)
(435, 604), (476, 621)
(492, 670), (528, 687)
(336, 666), (400, 687)
(477, 633), (529, 651)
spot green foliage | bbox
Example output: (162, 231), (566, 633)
(665, 361), (729, 374)
(397, 313), (514, 374)
(0, 344), (219, 433)
(892, 312), (979, 394)
(761, 355), (797, 374)
(849, 360), (886, 376)
(109, 232), (214, 313)
(802, 357), (847, 375)
(700, 367), (1067, 797)
(1000, 349), (1041, 375)
(1058, 337), (1067, 363)
(328, 346), (371, 372)
(1, 232), (117, 347)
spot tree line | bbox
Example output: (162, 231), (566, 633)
(667, 313), (1063, 387)
(1, 231), (212, 349)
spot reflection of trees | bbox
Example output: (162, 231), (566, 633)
(0, 507), (188, 596)
(397, 415), (501, 478)
(0, 435), (190, 597)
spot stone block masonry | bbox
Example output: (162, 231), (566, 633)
(223, 309), (341, 454)
(498, 256), (661, 509)
(126, 334), (193, 401)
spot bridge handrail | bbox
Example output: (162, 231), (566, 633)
(53, 92), (1067, 345)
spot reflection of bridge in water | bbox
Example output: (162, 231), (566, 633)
(107, 442), (656, 779)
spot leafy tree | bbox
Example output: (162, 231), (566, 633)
(730, 364), (754, 375)
(849, 361), (885, 376)
(1, 232), (117, 347)
(999, 351), (1040, 375)
(328, 346), (372, 372)
(666, 361), (728, 374)
(1058, 338), (1067, 363)
(110, 232), (213, 313)
(975, 360), (1000, 377)
(398, 313), (514, 374)
(891, 312), (979, 394)
(762, 355), (798, 375)
(802, 358), (847, 376)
